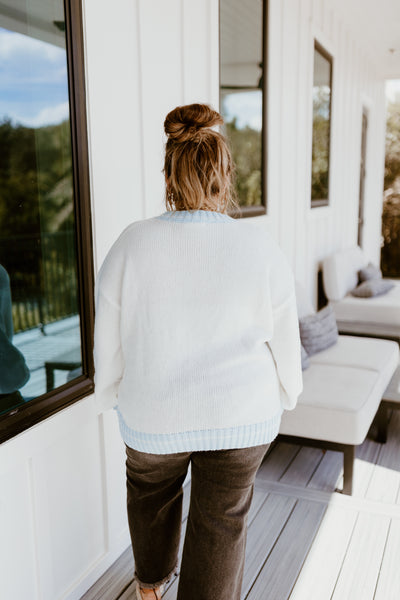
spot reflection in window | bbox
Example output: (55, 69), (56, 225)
(0, 1), (82, 415)
(219, 0), (265, 211)
(311, 41), (333, 207)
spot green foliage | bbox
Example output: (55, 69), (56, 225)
(382, 101), (400, 277)
(0, 119), (73, 236)
(311, 87), (331, 201)
(381, 194), (400, 277)
(0, 119), (78, 332)
(384, 102), (400, 189)
(225, 118), (262, 206)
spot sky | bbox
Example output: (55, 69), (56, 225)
(0, 27), (69, 128)
(222, 90), (262, 131)
(1, 23), (397, 131)
(386, 79), (400, 104)
(1, 23), (263, 132)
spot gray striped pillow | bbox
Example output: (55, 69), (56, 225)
(299, 305), (338, 356)
(351, 279), (394, 298)
(358, 262), (382, 283)
(301, 344), (310, 370)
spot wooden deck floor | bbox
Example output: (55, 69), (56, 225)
(82, 410), (400, 600)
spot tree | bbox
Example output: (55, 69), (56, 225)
(225, 118), (262, 207)
(381, 101), (400, 277)
(384, 101), (400, 189)
(0, 119), (77, 331)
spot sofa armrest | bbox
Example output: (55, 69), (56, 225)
(323, 246), (366, 301)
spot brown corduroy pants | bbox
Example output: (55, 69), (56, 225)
(125, 443), (269, 600)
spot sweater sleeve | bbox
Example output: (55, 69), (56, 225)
(93, 253), (124, 414)
(266, 243), (303, 411)
(0, 265), (14, 340)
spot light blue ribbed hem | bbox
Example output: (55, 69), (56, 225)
(156, 209), (234, 224)
(114, 407), (282, 454)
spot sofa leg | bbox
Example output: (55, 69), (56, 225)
(342, 446), (355, 495)
(376, 405), (388, 444)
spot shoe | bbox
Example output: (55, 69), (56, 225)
(135, 581), (164, 599)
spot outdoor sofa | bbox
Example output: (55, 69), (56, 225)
(322, 246), (400, 342)
(277, 284), (399, 495)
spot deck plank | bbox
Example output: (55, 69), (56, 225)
(117, 582), (136, 600)
(279, 447), (324, 487)
(366, 411), (400, 504)
(289, 504), (357, 599)
(241, 494), (297, 598)
(257, 442), (300, 481)
(374, 518), (400, 600)
(181, 482), (191, 521)
(331, 512), (390, 600)
(159, 576), (178, 600)
(247, 488), (271, 522)
(352, 438), (381, 497)
(307, 449), (343, 492)
(245, 499), (326, 600)
(80, 547), (134, 600)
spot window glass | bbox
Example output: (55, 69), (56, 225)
(311, 42), (332, 207)
(0, 1), (82, 416)
(220, 0), (265, 211)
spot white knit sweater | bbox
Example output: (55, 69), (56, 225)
(94, 209), (303, 453)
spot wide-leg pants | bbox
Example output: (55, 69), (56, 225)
(125, 443), (269, 600)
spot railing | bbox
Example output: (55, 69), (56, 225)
(0, 231), (79, 334)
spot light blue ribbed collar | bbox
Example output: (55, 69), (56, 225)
(156, 209), (235, 223)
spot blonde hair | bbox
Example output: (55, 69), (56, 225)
(163, 103), (240, 215)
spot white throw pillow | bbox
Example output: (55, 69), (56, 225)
(323, 246), (366, 301)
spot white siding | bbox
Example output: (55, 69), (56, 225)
(0, 1), (387, 599)
(0, 2), (219, 599)
(263, 0), (386, 306)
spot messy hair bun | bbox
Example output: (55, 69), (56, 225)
(163, 103), (240, 215)
(164, 104), (223, 143)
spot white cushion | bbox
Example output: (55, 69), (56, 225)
(330, 281), (400, 328)
(323, 246), (366, 301)
(280, 364), (381, 445)
(279, 336), (399, 445)
(310, 335), (399, 376)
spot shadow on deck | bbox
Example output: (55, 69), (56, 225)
(82, 410), (400, 600)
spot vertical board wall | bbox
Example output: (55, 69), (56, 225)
(263, 0), (386, 305)
(0, 1), (387, 599)
(0, 2), (220, 599)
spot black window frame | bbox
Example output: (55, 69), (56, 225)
(311, 39), (333, 209)
(0, 0), (94, 444)
(219, 0), (268, 218)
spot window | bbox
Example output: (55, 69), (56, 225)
(219, 0), (267, 217)
(0, 0), (94, 443)
(311, 41), (333, 207)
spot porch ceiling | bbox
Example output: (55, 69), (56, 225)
(333, 0), (400, 79)
(1, 1), (399, 79)
(0, 0), (65, 48)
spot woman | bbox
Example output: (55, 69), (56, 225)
(0, 264), (30, 413)
(94, 104), (302, 600)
